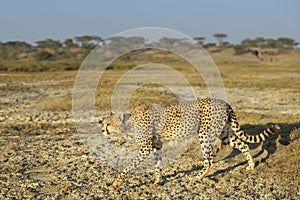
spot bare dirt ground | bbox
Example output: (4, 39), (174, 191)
(0, 69), (299, 199)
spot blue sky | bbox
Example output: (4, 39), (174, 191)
(0, 0), (299, 44)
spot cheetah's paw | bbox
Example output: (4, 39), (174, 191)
(112, 179), (122, 188)
(246, 164), (255, 170)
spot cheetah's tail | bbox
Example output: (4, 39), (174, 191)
(229, 111), (280, 143)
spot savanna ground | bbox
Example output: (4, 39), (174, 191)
(0, 48), (299, 199)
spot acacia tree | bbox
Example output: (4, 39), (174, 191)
(276, 37), (297, 49)
(241, 37), (298, 49)
(213, 33), (227, 46)
(64, 38), (78, 48)
(91, 36), (103, 44)
(159, 37), (188, 47)
(125, 36), (146, 47)
(75, 35), (103, 49)
(35, 39), (62, 49)
(194, 37), (205, 46)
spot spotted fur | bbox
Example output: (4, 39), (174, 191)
(100, 98), (280, 187)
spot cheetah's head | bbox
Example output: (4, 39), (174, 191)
(100, 112), (132, 136)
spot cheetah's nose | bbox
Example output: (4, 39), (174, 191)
(101, 128), (110, 136)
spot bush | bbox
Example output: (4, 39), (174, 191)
(233, 45), (246, 55)
(35, 51), (53, 61)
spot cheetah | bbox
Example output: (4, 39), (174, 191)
(100, 98), (280, 187)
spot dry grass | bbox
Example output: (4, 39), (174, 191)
(4, 48), (299, 118)
(1, 48), (299, 199)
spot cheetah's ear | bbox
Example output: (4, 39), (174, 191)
(114, 112), (124, 124)
(114, 112), (130, 124)
(110, 111), (115, 116)
(122, 113), (131, 124)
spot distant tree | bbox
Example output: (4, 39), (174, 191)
(241, 37), (298, 49)
(4, 41), (31, 48)
(75, 35), (91, 46)
(36, 39), (62, 49)
(241, 38), (255, 48)
(213, 33), (227, 46)
(222, 41), (231, 47)
(91, 35), (103, 44)
(76, 36), (90, 48)
(203, 43), (217, 49)
(75, 35), (102, 49)
(241, 37), (274, 48)
(64, 38), (78, 48)
(276, 37), (297, 49)
(107, 36), (126, 45)
(253, 37), (266, 47)
(125, 36), (146, 47)
(194, 37), (205, 45)
(159, 37), (188, 47)
(105, 36), (127, 52)
(105, 36), (146, 53)
(265, 39), (277, 48)
(159, 37), (177, 47)
(0, 41), (32, 60)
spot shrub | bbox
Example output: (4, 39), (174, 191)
(35, 51), (53, 61)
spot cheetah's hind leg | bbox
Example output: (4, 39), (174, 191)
(228, 136), (255, 170)
(195, 151), (214, 180)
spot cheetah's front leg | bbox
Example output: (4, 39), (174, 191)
(113, 151), (153, 187)
(153, 148), (162, 185)
(113, 137), (154, 187)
